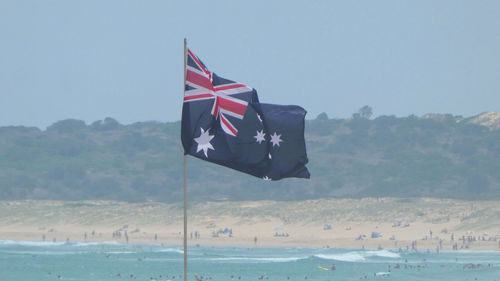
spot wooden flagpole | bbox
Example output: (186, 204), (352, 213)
(183, 38), (188, 281)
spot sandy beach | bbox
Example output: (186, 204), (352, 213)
(1, 198), (499, 251)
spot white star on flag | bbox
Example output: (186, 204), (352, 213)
(194, 127), (214, 157)
(270, 132), (283, 147)
(254, 130), (266, 144)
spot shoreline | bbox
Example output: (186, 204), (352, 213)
(1, 237), (499, 254)
(1, 199), (500, 251)
(2, 224), (499, 252)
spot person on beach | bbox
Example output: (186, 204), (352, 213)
(254, 236), (258, 245)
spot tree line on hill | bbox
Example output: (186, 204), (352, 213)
(0, 110), (499, 202)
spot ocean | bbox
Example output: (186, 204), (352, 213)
(0, 240), (499, 281)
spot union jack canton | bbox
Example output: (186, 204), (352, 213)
(184, 48), (253, 137)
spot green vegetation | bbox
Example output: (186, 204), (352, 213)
(0, 113), (499, 202)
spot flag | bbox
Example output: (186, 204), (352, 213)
(181, 48), (310, 180)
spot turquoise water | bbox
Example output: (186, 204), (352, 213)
(1, 240), (499, 281)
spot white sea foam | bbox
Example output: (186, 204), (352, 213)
(365, 250), (400, 258)
(315, 250), (400, 262)
(0, 240), (66, 247)
(156, 248), (184, 254)
(3, 250), (92, 256)
(70, 241), (120, 247)
(210, 256), (307, 263)
(315, 252), (366, 262)
(0, 240), (120, 248)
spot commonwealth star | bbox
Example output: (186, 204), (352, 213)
(194, 128), (214, 157)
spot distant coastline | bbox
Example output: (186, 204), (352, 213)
(1, 112), (499, 202)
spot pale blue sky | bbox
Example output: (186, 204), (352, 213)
(1, 0), (499, 129)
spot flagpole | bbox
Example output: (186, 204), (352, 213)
(183, 38), (188, 281)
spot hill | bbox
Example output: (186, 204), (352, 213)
(0, 112), (499, 202)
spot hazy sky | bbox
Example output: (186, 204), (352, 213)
(1, 1), (499, 129)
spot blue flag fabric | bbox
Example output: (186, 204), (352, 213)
(181, 48), (310, 181)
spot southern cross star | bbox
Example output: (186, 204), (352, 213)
(194, 128), (214, 157)
(270, 132), (283, 147)
(254, 130), (266, 144)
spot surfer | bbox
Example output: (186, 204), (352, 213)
(331, 264), (336, 270)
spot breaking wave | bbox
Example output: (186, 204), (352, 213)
(209, 256), (308, 263)
(156, 248), (184, 254)
(0, 240), (66, 247)
(70, 241), (120, 247)
(0, 240), (120, 248)
(315, 250), (400, 262)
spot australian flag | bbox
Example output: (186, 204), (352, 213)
(181, 48), (310, 180)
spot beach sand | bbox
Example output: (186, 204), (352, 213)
(1, 198), (499, 251)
